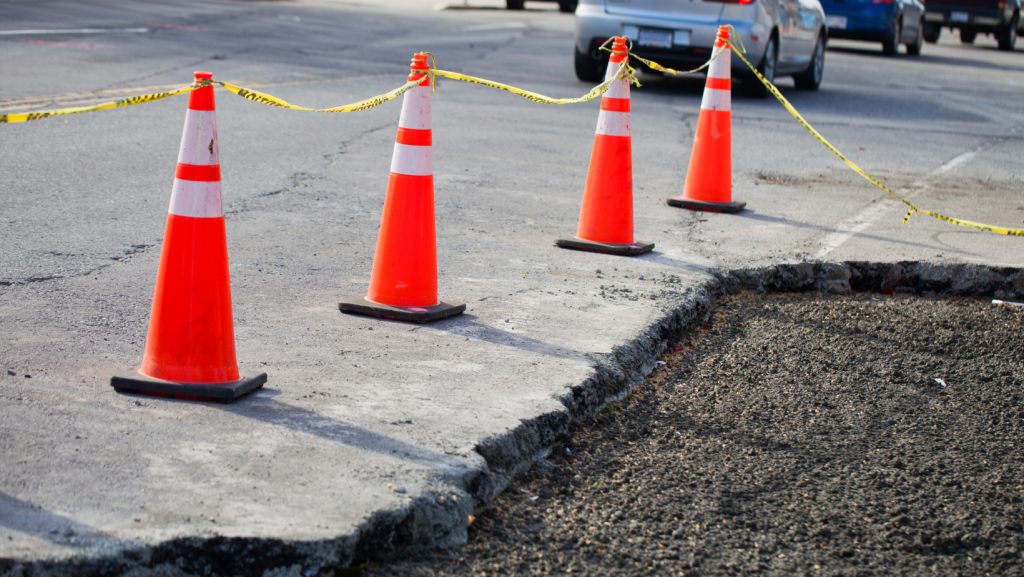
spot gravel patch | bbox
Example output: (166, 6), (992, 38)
(364, 292), (1024, 576)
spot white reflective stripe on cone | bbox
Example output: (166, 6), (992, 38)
(596, 110), (630, 137)
(177, 110), (219, 166)
(707, 45), (730, 80)
(398, 85), (431, 131)
(390, 143), (433, 176)
(700, 87), (731, 112)
(168, 179), (224, 218)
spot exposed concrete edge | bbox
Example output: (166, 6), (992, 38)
(4, 261), (1022, 577)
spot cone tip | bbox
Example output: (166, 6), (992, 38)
(193, 71), (213, 80)
(410, 53), (429, 71)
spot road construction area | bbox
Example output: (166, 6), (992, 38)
(367, 293), (1024, 576)
(1, 0), (1022, 575)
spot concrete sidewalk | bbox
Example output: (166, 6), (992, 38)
(2, 1), (1023, 575)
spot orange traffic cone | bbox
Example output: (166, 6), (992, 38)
(111, 71), (266, 402)
(557, 37), (653, 257)
(668, 26), (745, 213)
(339, 54), (465, 323)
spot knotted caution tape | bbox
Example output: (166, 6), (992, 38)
(612, 35), (730, 78)
(715, 27), (1023, 236)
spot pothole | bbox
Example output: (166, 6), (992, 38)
(366, 290), (1024, 575)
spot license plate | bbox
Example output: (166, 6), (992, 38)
(951, 11), (970, 23)
(826, 15), (847, 30)
(637, 28), (673, 49)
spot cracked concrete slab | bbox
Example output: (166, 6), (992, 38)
(2, 0), (1023, 575)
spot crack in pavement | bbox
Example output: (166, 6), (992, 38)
(225, 122), (394, 216)
(0, 243), (155, 288)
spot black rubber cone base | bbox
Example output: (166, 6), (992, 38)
(667, 196), (746, 213)
(111, 371), (267, 403)
(339, 296), (465, 323)
(555, 237), (654, 257)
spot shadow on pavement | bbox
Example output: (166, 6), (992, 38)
(638, 251), (711, 274)
(429, 315), (592, 364)
(0, 491), (117, 546)
(224, 390), (456, 468)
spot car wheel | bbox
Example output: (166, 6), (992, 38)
(906, 18), (924, 55)
(558, 0), (578, 12)
(574, 44), (606, 83)
(743, 35), (777, 98)
(794, 32), (825, 90)
(882, 18), (901, 56)
(960, 28), (977, 43)
(506, 0), (525, 9)
(996, 14), (1018, 51)
(923, 22), (940, 43)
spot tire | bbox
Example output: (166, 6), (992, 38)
(557, 0), (578, 12)
(882, 18), (901, 55)
(574, 45), (605, 83)
(743, 35), (777, 98)
(506, 0), (525, 9)
(923, 22), (940, 43)
(906, 18), (924, 55)
(960, 28), (976, 43)
(794, 32), (825, 90)
(996, 14), (1018, 51)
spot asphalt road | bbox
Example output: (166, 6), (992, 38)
(1, 0), (1022, 572)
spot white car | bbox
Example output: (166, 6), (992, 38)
(574, 0), (828, 96)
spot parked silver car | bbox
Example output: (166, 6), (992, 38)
(574, 0), (828, 96)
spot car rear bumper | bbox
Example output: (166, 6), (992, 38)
(823, 6), (896, 38)
(924, 7), (1010, 31)
(576, 4), (767, 75)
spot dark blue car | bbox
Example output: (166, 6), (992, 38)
(819, 0), (926, 55)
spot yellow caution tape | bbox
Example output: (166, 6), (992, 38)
(0, 76), (425, 123)
(719, 30), (1023, 236)
(209, 77), (424, 113)
(0, 84), (198, 123)
(1, 59), (637, 123)
(429, 58), (635, 105)
(612, 35), (727, 78)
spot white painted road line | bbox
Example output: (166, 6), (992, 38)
(815, 198), (903, 258)
(934, 151), (977, 175)
(0, 28), (150, 36)
(815, 149), (981, 258)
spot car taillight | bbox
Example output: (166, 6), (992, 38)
(703, 0), (756, 4)
(997, 0), (1006, 8)
(871, 0), (893, 4)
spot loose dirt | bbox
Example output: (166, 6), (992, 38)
(365, 292), (1024, 576)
